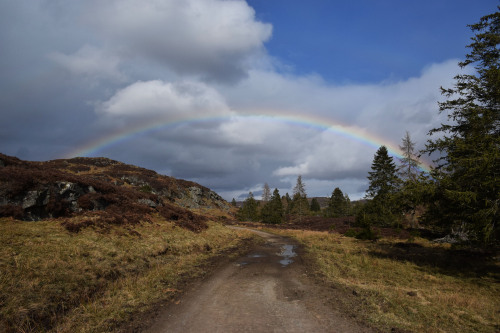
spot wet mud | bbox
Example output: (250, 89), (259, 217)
(144, 227), (374, 333)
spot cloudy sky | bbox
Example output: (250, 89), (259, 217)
(0, 1), (497, 201)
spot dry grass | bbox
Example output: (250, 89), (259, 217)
(0, 217), (255, 332)
(274, 229), (500, 333)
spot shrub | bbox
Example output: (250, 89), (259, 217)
(344, 227), (379, 240)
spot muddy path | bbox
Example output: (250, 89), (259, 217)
(144, 227), (374, 333)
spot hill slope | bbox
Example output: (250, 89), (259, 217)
(0, 153), (256, 333)
(0, 153), (230, 232)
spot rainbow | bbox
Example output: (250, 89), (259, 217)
(63, 112), (432, 172)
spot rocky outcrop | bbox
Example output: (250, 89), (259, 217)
(174, 186), (231, 210)
(0, 153), (230, 226)
(2, 181), (101, 221)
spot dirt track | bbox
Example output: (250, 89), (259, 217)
(144, 227), (374, 333)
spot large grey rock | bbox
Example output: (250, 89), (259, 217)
(22, 190), (50, 209)
(138, 198), (158, 208)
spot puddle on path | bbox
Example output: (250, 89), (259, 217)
(278, 244), (296, 266)
(234, 243), (296, 267)
(235, 262), (249, 267)
(235, 253), (266, 267)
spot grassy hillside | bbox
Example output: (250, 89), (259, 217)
(0, 216), (255, 332)
(275, 229), (500, 333)
(0, 153), (229, 228)
(0, 154), (255, 332)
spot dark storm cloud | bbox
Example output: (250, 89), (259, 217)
(81, 0), (272, 83)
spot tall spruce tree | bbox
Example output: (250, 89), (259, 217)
(425, 9), (500, 243)
(236, 192), (259, 221)
(367, 146), (399, 200)
(261, 188), (284, 224)
(326, 187), (348, 217)
(361, 146), (400, 226)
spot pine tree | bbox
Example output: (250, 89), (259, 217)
(425, 9), (500, 243)
(236, 192), (259, 221)
(397, 132), (424, 227)
(327, 187), (348, 217)
(262, 183), (271, 202)
(261, 188), (284, 224)
(361, 146), (400, 226)
(291, 175), (308, 220)
(396, 173), (431, 228)
(284, 192), (292, 215)
(290, 193), (310, 217)
(231, 198), (237, 207)
(310, 198), (321, 212)
(398, 131), (421, 181)
(367, 146), (399, 199)
(293, 175), (306, 198)
(344, 194), (351, 216)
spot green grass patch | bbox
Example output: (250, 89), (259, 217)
(0, 217), (255, 332)
(274, 229), (500, 333)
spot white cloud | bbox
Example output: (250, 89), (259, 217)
(223, 59), (459, 129)
(196, 59), (464, 194)
(272, 130), (374, 178)
(216, 116), (315, 147)
(91, 60), (460, 200)
(218, 117), (268, 145)
(221, 58), (462, 156)
(273, 162), (310, 177)
(0, 1), (478, 202)
(49, 45), (125, 82)
(97, 79), (231, 119)
(84, 0), (272, 81)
